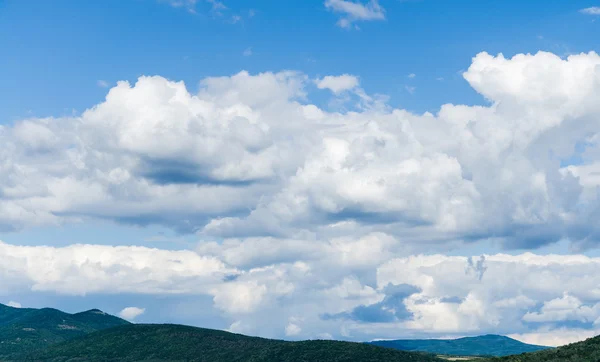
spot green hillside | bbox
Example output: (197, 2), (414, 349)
(20, 324), (444, 362)
(481, 334), (600, 362)
(0, 303), (130, 359)
(370, 334), (550, 357)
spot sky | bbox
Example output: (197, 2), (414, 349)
(1, 0), (600, 347)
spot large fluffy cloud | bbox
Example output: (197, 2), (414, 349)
(4, 50), (600, 343)
(3, 51), (600, 249)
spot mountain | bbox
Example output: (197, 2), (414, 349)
(482, 334), (600, 362)
(369, 334), (551, 357)
(20, 324), (444, 362)
(0, 303), (130, 359)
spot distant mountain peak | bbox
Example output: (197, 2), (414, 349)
(81, 309), (107, 315)
(369, 334), (551, 357)
(0, 304), (130, 359)
(459, 334), (512, 340)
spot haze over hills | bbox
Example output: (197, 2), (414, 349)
(370, 334), (551, 357)
(0, 303), (129, 359)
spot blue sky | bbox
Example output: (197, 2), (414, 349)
(1, 0), (597, 121)
(2, 0), (600, 347)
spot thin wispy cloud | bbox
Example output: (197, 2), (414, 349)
(97, 80), (110, 88)
(7, 301), (22, 308)
(580, 7), (600, 15)
(324, 0), (385, 29)
(162, 0), (230, 17)
(163, 0), (198, 13)
(206, 0), (226, 12)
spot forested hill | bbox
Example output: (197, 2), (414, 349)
(21, 323), (444, 362)
(0, 303), (129, 359)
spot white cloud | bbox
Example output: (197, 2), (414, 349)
(5, 50), (600, 342)
(510, 327), (600, 347)
(324, 0), (385, 28)
(162, 0), (228, 16)
(315, 74), (359, 93)
(206, 0), (226, 12)
(285, 322), (302, 336)
(163, 0), (198, 12)
(97, 80), (110, 88)
(204, 51), (600, 250)
(7, 301), (22, 308)
(119, 306), (145, 321)
(0, 241), (233, 295)
(371, 253), (600, 339)
(408, 73), (416, 78)
(5, 238), (600, 343)
(5, 51), (600, 247)
(211, 280), (268, 314)
(580, 7), (600, 15)
(523, 293), (600, 323)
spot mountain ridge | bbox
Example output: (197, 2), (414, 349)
(0, 303), (130, 359)
(369, 334), (551, 357)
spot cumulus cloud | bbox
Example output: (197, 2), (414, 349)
(0, 241), (233, 295)
(324, 0), (385, 28)
(315, 74), (360, 93)
(323, 283), (420, 323)
(510, 327), (600, 347)
(119, 306), (146, 321)
(285, 321), (302, 336)
(372, 253), (600, 340)
(5, 238), (600, 343)
(5, 50), (600, 342)
(4, 51), (600, 249)
(522, 293), (600, 324)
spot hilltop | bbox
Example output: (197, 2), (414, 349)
(0, 303), (129, 359)
(370, 334), (551, 357)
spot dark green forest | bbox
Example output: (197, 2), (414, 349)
(20, 324), (443, 362)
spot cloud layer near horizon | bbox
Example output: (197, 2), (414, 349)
(3, 239), (600, 346)
(3, 50), (600, 344)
